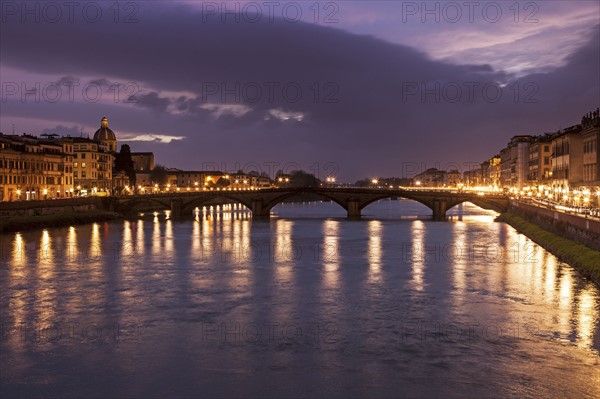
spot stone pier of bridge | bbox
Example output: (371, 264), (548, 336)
(250, 199), (270, 219)
(347, 198), (361, 219)
(432, 199), (448, 221)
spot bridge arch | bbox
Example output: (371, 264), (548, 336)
(114, 197), (172, 213)
(181, 194), (253, 215)
(263, 190), (350, 214)
(357, 195), (434, 213)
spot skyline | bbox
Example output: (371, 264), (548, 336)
(1, 1), (599, 180)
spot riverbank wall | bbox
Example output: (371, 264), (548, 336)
(498, 200), (600, 286)
(0, 198), (120, 233)
(508, 200), (600, 251)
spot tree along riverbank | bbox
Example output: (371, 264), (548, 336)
(496, 212), (600, 287)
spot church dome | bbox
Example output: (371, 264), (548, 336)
(93, 116), (116, 141)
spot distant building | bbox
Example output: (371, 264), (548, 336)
(499, 135), (533, 188)
(445, 170), (462, 186)
(135, 171), (152, 187)
(463, 168), (482, 187)
(551, 125), (583, 194)
(481, 156), (501, 187)
(173, 170), (224, 188)
(527, 134), (553, 185)
(132, 152), (155, 171)
(581, 108), (599, 187)
(230, 172), (252, 189)
(247, 174), (272, 188)
(113, 170), (131, 193)
(414, 168), (446, 187)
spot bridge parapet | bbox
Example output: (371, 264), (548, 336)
(109, 188), (509, 220)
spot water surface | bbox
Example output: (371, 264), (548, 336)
(1, 201), (599, 398)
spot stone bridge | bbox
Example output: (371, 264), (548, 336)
(104, 188), (509, 220)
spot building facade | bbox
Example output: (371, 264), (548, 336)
(72, 117), (117, 194)
(581, 109), (599, 187)
(0, 134), (74, 201)
(132, 152), (155, 171)
(414, 168), (446, 187)
(499, 135), (532, 189)
(0, 117), (123, 200)
(481, 156), (501, 187)
(527, 135), (552, 185)
(551, 125), (583, 194)
(72, 138), (114, 194)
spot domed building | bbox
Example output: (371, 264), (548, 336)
(71, 116), (121, 195)
(93, 116), (117, 152)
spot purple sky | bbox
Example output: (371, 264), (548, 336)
(1, 1), (599, 181)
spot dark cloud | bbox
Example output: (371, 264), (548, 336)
(1, 5), (598, 179)
(129, 91), (171, 113)
(41, 124), (86, 137)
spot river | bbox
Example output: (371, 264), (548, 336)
(1, 200), (599, 398)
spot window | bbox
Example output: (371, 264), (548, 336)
(74, 162), (78, 168)
(82, 162), (86, 168)
(74, 171), (78, 178)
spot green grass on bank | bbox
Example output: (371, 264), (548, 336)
(496, 212), (600, 285)
(0, 211), (122, 233)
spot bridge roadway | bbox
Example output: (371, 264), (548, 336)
(106, 188), (509, 220)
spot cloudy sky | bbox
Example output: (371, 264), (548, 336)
(1, 1), (598, 180)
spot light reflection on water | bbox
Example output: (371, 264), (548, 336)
(1, 201), (599, 398)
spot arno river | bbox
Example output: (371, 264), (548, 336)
(1, 201), (599, 398)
